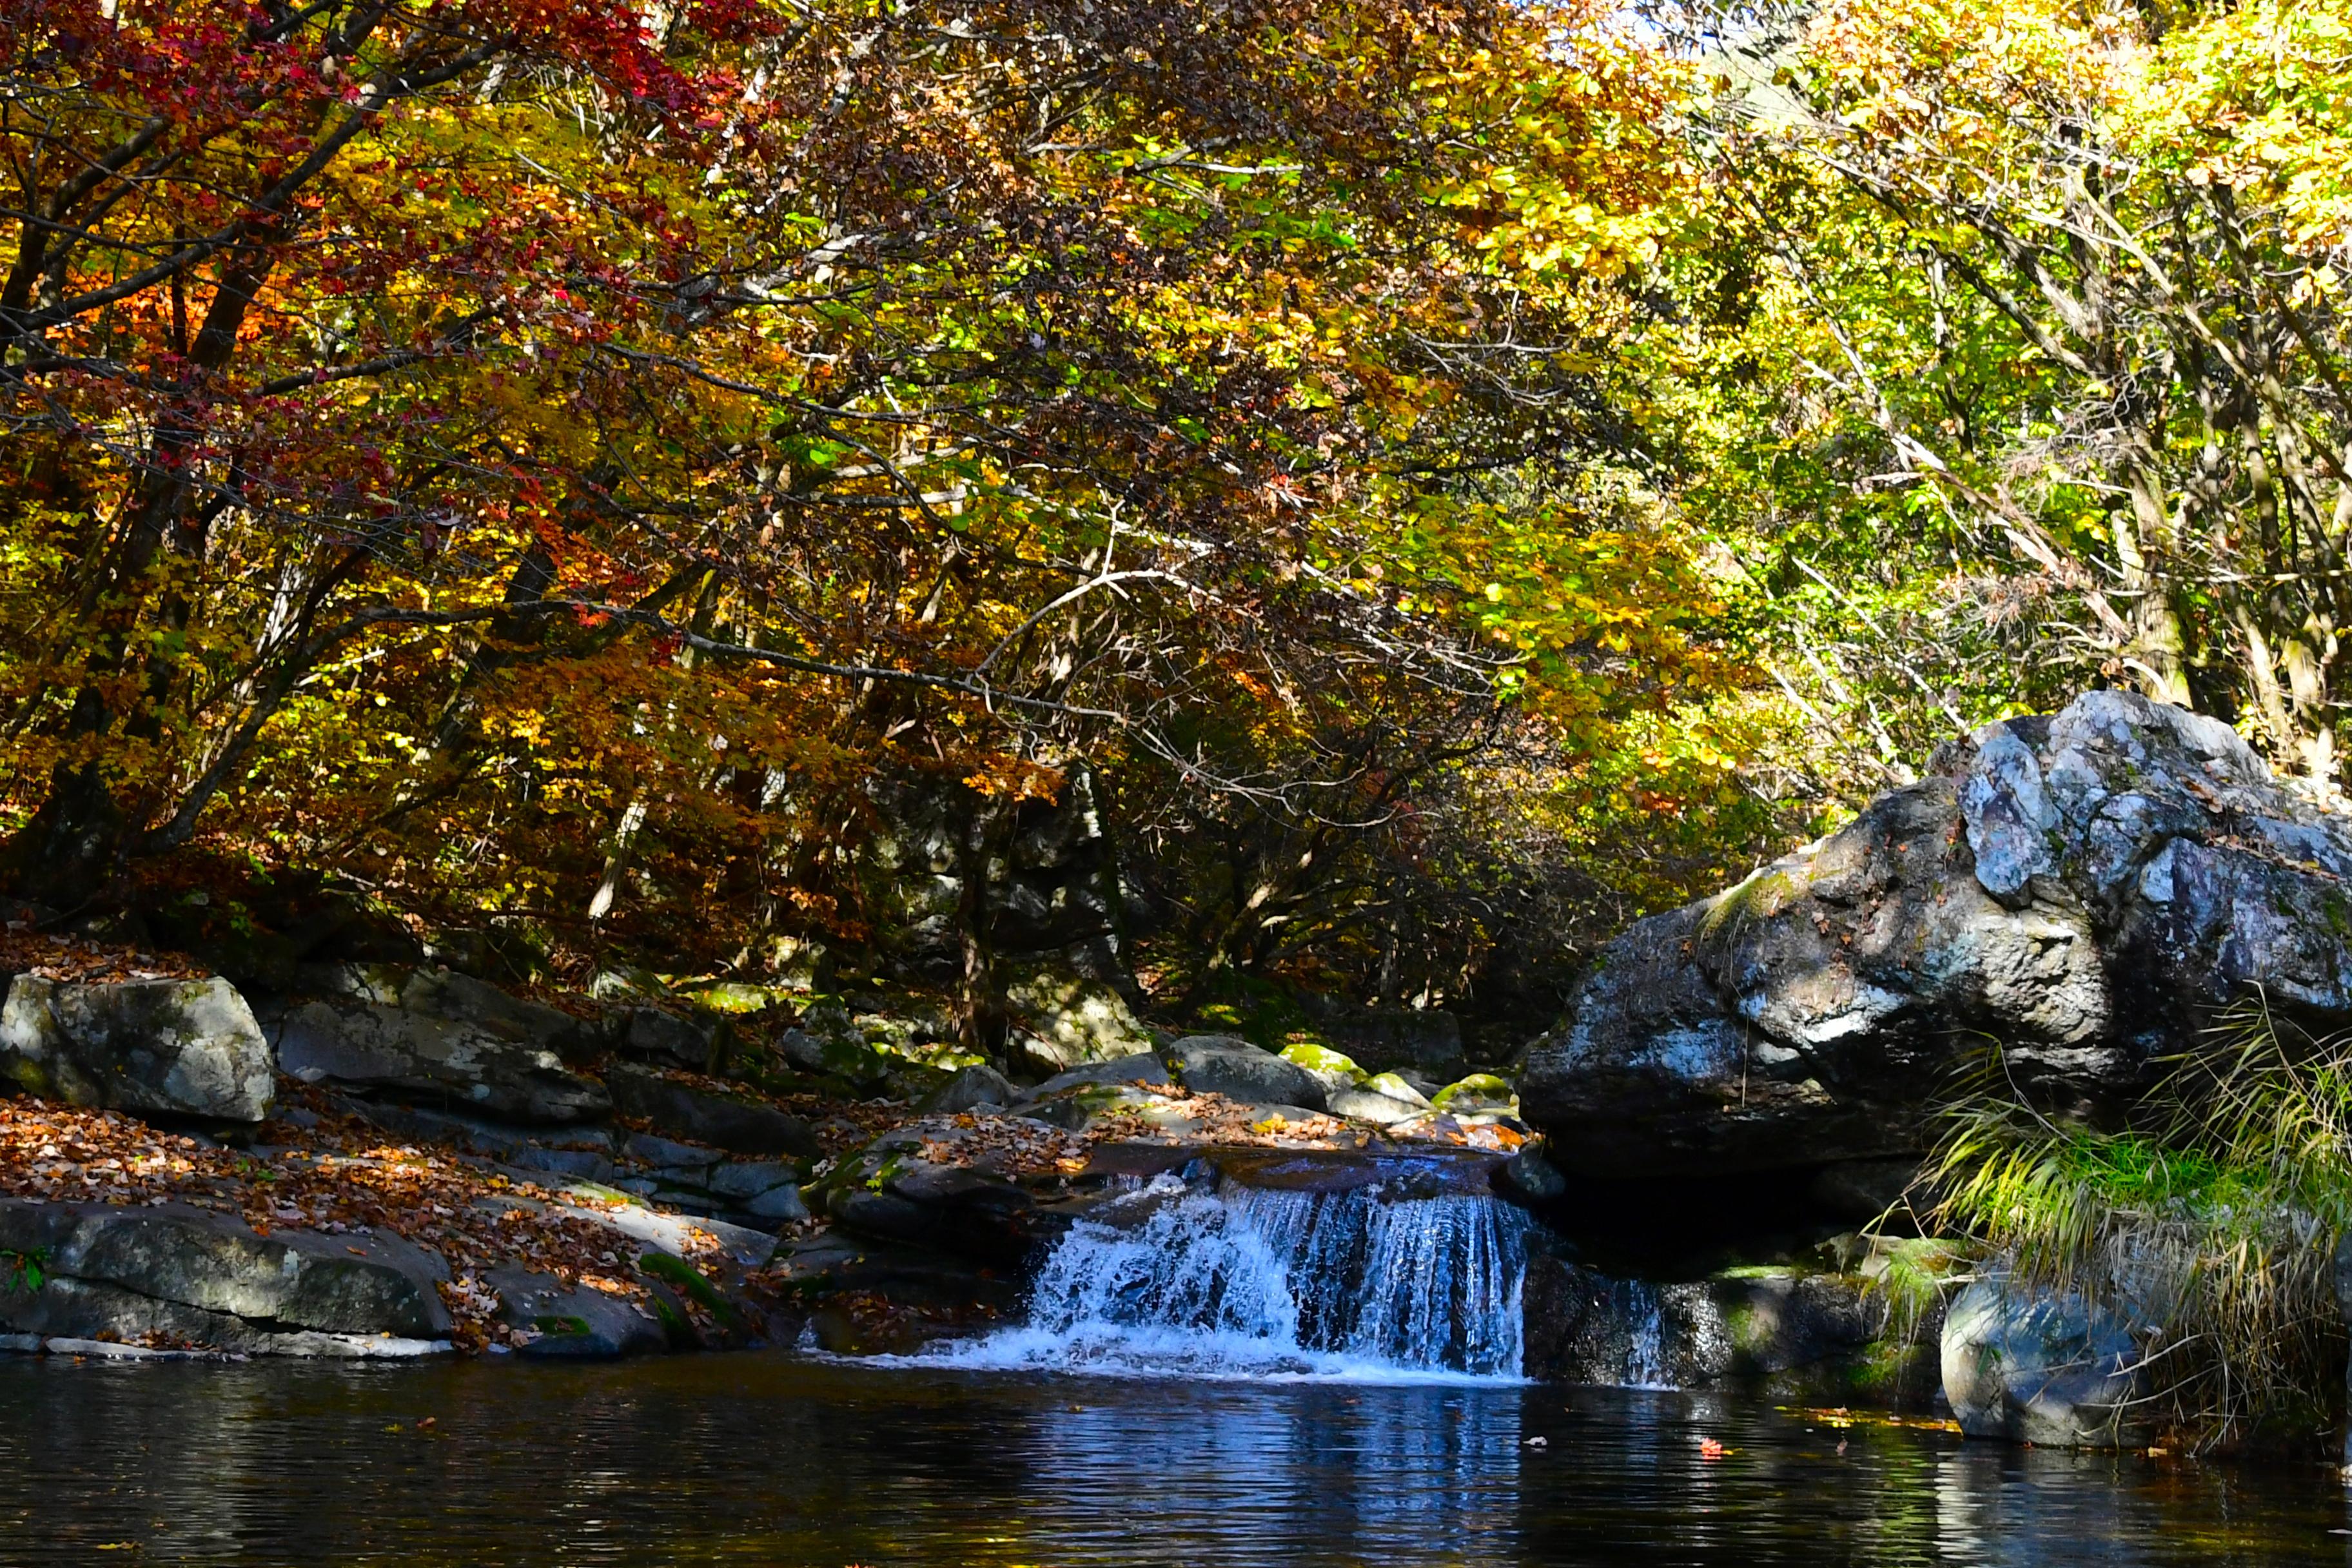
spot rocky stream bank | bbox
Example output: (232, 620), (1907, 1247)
(5, 691), (2352, 1460)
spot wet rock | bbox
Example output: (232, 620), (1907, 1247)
(1167, 1035), (1326, 1112)
(1941, 1275), (2151, 1448)
(830, 1160), (1063, 1267)
(1521, 1257), (1936, 1406)
(1525, 692), (2352, 1179)
(0, 976), (273, 1122)
(18, 1277), (444, 1358)
(920, 1063), (1016, 1114)
(603, 1063), (818, 1158)
(818, 1119), (1076, 1264)
(1207, 1144), (1504, 1196)
(769, 1229), (1024, 1337)
(277, 970), (607, 1126)
(488, 1266), (665, 1359)
(1495, 1145), (1567, 1202)
(0, 1198), (452, 1349)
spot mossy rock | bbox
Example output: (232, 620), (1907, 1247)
(1360, 1072), (1428, 1106)
(1280, 1043), (1366, 1083)
(1431, 1073), (1515, 1113)
(687, 981), (795, 1015)
(640, 1250), (745, 1332)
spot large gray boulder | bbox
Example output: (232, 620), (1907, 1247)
(277, 966), (607, 1125)
(1167, 1035), (1327, 1113)
(1524, 692), (2352, 1179)
(0, 976), (274, 1122)
(0, 1198), (452, 1353)
(1941, 1275), (2151, 1447)
(1001, 965), (1155, 1072)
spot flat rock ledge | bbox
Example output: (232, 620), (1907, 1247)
(0, 1197), (453, 1357)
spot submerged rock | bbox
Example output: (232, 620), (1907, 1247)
(1941, 1276), (2151, 1448)
(1524, 692), (2352, 1179)
(0, 976), (274, 1123)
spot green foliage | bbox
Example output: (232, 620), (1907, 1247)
(0, 1248), (46, 1295)
(1924, 998), (2352, 1449)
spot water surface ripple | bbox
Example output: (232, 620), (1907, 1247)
(0, 1354), (2344, 1565)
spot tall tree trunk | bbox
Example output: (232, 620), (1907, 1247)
(0, 245), (277, 905)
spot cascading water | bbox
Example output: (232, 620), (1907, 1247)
(926, 1173), (1534, 1381)
(1616, 1280), (1671, 1390)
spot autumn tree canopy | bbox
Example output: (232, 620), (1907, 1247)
(3, 0), (2344, 1038)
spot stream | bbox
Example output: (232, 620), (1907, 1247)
(0, 1353), (2346, 1565)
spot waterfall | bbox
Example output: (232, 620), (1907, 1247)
(925, 1173), (1534, 1381)
(1617, 1280), (1670, 1390)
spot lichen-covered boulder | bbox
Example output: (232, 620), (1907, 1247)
(1524, 692), (2352, 1179)
(1941, 1276), (2151, 1448)
(275, 966), (607, 1125)
(1003, 965), (1154, 1071)
(0, 975), (273, 1122)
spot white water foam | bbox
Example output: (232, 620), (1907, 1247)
(1616, 1280), (1672, 1390)
(916, 1175), (1534, 1384)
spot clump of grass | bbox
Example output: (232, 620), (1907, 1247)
(1920, 994), (2352, 1451)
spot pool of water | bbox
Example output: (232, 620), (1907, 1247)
(0, 1353), (2344, 1565)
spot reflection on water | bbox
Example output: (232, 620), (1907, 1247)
(0, 1354), (2344, 1565)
